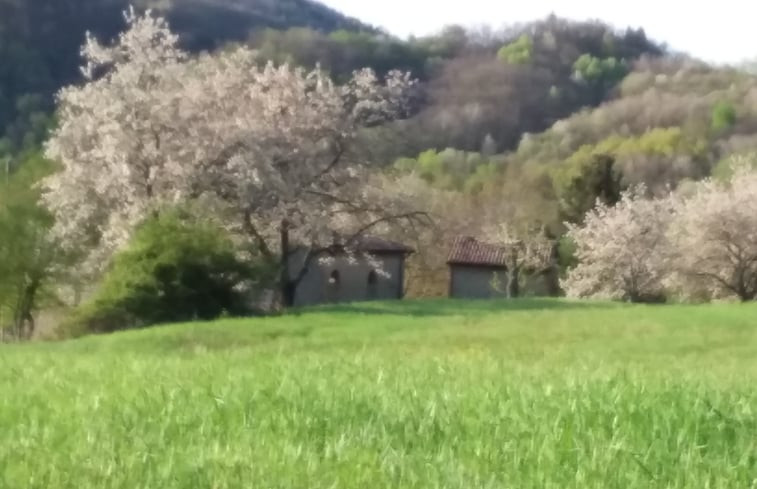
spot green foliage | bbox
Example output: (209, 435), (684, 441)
(501, 57), (757, 229)
(557, 235), (578, 272)
(712, 152), (757, 181)
(65, 211), (260, 335)
(551, 127), (711, 221)
(0, 150), (61, 338)
(497, 35), (533, 64)
(571, 54), (628, 105)
(416, 25), (470, 59)
(711, 101), (737, 132)
(2, 300), (757, 487)
(554, 153), (623, 223)
(573, 54), (626, 84)
(394, 149), (503, 193)
(565, 127), (704, 165)
(408, 19), (661, 157)
(465, 163), (500, 194)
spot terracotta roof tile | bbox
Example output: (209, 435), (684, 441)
(447, 236), (508, 268)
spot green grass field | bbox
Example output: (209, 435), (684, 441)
(2, 299), (757, 489)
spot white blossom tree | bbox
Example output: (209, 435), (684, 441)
(563, 187), (673, 302)
(667, 163), (757, 301)
(483, 223), (557, 298)
(43, 9), (423, 305)
(478, 188), (560, 298)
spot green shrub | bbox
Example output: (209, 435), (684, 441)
(497, 35), (533, 65)
(712, 152), (757, 182)
(573, 54), (626, 85)
(557, 236), (578, 273)
(711, 101), (737, 133)
(553, 153), (623, 223)
(65, 210), (263, 336)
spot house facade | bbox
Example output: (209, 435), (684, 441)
(290, 237), (413, 307)
(447, 236), (509, 299)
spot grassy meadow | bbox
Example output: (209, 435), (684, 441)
(2, 299), (757, 488)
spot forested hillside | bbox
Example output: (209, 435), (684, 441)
(3, 1), (757, 338)
(0, 0), (370, 157)
(394, 57), (757, 222)
(0, 1), (662, 161)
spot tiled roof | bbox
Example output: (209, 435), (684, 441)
(447, 236), (508, 268)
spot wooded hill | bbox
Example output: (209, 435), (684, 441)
(0, 0), (371, 155)
(4, 0), (757, 328)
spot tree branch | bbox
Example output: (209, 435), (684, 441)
(289, 248), (321, 289)
(242, 211), (274, 260)
(314, 139), (345, 181)
(345, 211), (431, 247)
(692, 271), (742, 298)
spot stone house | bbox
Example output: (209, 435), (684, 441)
(289, 237), (414, 307)
(447, 236), (561, 299)
(447, 236), (509, 299)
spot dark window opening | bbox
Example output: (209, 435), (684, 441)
(367, 270), (379, 300)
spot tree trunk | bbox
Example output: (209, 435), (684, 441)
(737, 288), (754, 303)
(22, 311), (35, 341)
(507, 267), (520, 299)
(279, 220), (296, 308)
(13, 279), (39, 340)
(545, 240), (562, 297)
(542, 267), (561, 297)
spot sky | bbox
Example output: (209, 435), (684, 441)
(320, 0), (755, 65)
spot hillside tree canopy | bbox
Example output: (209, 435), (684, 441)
(43, 9), (423, 306)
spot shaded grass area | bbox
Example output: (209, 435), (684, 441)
(2, 299), (757, 488)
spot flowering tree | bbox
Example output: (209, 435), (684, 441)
(483, 223), (557, 298)
(43, 9), (422, 305)
(667, 164), (757, 301)
(563, 187), (673, 302)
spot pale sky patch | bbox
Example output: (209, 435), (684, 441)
(320, 0), (755, 65)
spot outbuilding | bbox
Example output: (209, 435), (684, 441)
(290, 236), (413, 307)
(447, 236), (509, 299)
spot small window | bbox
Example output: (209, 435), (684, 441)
(367, 270), (378, 285)
(367, 270), (379, 299)
(329, 270), (341, 285)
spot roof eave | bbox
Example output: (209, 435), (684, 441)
(447, 261), (508, 269)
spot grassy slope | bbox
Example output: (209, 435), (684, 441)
(2, 299), (757, 488)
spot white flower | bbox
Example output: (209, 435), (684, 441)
(43, 10), (416, 274)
